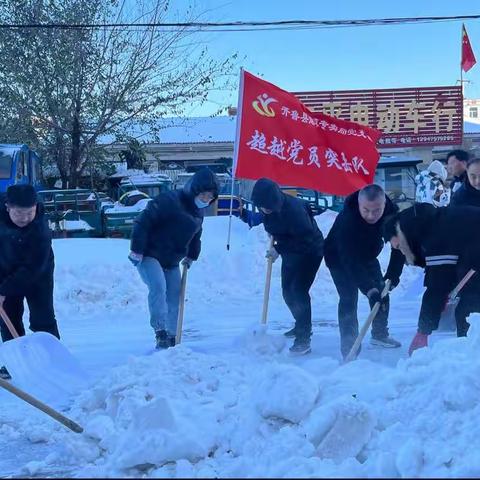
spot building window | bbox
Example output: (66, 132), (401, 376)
(470, 107), (478, 118)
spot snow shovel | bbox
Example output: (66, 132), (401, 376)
(0, 377), (83, 433)
(0, 306), (87, 405)
(438, 269), (476, 332)
(261, 238), (275, 325)
(344, 280), (391, 363)
(175, 264), (189, 345)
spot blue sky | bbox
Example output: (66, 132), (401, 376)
(178, 0), (480, 116)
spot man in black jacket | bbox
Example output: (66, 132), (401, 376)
(251, 178), (324, 355)
(447, 149), (469, 194)
(324, 184), (404, 359)
(129, 168), (219, 349)
(383, 203), (480, 355)
(451, 158), (480, 208)
(0, 185), (58, 380)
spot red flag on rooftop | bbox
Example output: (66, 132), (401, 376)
(233, 70), (382, 196)
(462, 24), (476, 73)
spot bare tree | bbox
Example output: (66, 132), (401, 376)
(0, 0), (236, 187)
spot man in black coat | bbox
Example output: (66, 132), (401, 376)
(447, 149), (469, 194)
(0, 185), (58, 380)
(324, 184), (404, 359)
(129, 168), (219, 349)
(451, 158), (480, 208)
(383, 203), (480, 355)
(251, 178), (324, 355)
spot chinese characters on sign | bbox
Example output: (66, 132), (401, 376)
(294, 86), (463, 148)
(245, 130), (370, 174)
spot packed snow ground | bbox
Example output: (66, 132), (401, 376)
(0, 213), (477, 478)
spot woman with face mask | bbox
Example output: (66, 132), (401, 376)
(128, 168), (219, 349)
(451, 158), (480, 208)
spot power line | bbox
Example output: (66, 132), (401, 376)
(0, 14), (479, 32)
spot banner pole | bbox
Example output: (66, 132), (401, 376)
(227, 67), (245, 251)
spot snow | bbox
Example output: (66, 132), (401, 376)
(0, 212), (478, 478)
(104, 198), (151, 213)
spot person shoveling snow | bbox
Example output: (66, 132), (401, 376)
(383, 202), (480, 355)
(0, 185), (60, 379)
(0, 185), (86, 404)
(251, 178), (324, 356)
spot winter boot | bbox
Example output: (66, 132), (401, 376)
(167, 334), (176, 348)
(289, 338), (312, 356)
(155, 330), (169, 350)
(0, 366), (11, 380)
(370, 336), (401, 348)
(283, 327), (297, 338)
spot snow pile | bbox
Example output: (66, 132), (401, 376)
(104, 197), (152, 213)
(1, 211), (453, 478)
(7, 316), (480, 478)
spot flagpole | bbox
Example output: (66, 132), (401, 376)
(461, 24), (464, 96)
(227, 67), (244, 251)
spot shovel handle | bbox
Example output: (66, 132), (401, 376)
(0, 377), (83, 433)
(175, 264), (188, 345)
(344, 280), (391, 363)
(261, 238), (275, 325)
(0, 306), (20, 339)
(448, 269), (476, 301)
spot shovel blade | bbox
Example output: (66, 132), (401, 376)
(438, 298), (459, 332)
(0, 332), (88, 406)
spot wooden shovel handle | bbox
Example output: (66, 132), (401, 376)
(175, 264), (188, 345)
(0, 377), (83, 433)
(0, 306), (19, 339)
(344, 280), (391, 363)
(261, 237), (275, 325)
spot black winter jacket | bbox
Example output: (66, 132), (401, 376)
(0, 195), (54, 297)
(251, 178), (324, 257)
(130, 168), (219, 268)
(324, 191), (405, 295)
(451, 180), (480, 208)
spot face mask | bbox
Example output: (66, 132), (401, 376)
(195, 198), (210, 209)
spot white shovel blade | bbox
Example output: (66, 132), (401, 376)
(0, 332), (88, 406)
(438, 298), (460, 332)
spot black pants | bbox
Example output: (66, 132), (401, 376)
(281, 253), (322, 342)
(0, 274), (59, 342)
(329, 262), (389, 358)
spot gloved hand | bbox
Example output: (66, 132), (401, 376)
(367, 287), (388, 306)
(384, 276), (400, 291)
(265, 247), (280, 263)
(128, 251), (143, 267)
(181, 257), (194, 269)
(408, 332), (429, 356)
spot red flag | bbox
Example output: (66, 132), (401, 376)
(233, 70), (382, 196)
(462, 24), (476, 73)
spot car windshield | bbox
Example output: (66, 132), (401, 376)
(0, 152), (12, 179)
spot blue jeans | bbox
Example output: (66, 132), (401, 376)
(137, 257), (181, 335)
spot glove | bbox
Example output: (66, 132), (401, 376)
(128, 251), (143, 267)
(367, 287), (388, 306)
(265, 247), (280, 263)
(181, 257), (194, 269)
(408, 332), (429, 356)
(384, 277), (400, 291)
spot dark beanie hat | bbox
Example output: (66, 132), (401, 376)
(6, 184), (38, 207)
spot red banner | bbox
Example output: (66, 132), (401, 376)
(233, 70), (382, 195)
